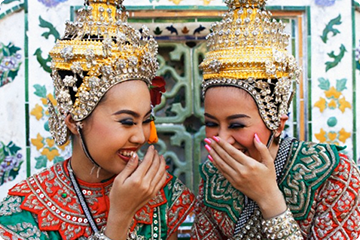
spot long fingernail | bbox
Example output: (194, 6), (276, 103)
(212, 136), (220, 143)
(208, 155), (214, 162)
(204, 138), (212, 144)
(254, 133), (261, 143)
(130, 152), (137, 162)
(205, 145), (212, 152)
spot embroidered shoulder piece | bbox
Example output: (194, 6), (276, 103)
(200, 161), (245, 222)
(279, 140), (341, 220)
(7, 160), (172, 239)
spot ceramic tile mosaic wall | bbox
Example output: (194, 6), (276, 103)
(0, 0), (359, 202)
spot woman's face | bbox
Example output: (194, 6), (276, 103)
(80, 80), (152, 176)
(204, 86), (272, 162)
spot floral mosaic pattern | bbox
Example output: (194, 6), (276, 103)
(30, 84), (71, 169)
(37, 0), (68, 8)
(0, 42), (22, 88)
(315, 0), (336, 6)
(315, 128), (351, 145)
(0, 141), (24, 186)
(356, 40), (360, 70)
(314, 78), (352, 146)
(314, 78), (351, 113)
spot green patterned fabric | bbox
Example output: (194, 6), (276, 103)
(200, 139), (341, 223)
(0, 196), (62, 239)
(279, 141), (342, 220)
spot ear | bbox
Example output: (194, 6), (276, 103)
(275, 114), (289, 137)
(64, 114), (78, 135)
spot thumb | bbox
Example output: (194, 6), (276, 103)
(254, 133), (274, 166)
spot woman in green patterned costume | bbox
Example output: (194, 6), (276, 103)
(0, 0), (194, 239)
(191, 0), (360, 239)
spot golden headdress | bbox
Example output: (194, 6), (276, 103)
(201, 0), (301, 130)
(48, 0), (159, 145)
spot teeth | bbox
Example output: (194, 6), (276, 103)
(120, 151), (135, 157)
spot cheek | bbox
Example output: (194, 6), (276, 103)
(205, 127), (217, 138)
(144, 123), (151, 140)
(232, 131), (254, 148)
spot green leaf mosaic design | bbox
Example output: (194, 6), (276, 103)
(325, 44), (346, 72)
(39, 16), (60, 41)
(34, 17), (60, 73)
(320, 15), (341, 44)
(2, 0), (21, 4)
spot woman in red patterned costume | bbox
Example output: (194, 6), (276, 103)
(190, 0), (360, 239)
(0, 1), (194, 239)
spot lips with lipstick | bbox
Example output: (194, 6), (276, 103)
(118, 150), (137, 162)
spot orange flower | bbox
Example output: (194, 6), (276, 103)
(41, 98), (47, 105)
(328, 99), (337, 109)
(30, 104), (43, 120)
(31, 133), (44, 150)
(41, 148), (59, 161)
(314, 97), (327, 112)
(338, 128), (351, 143)
(46, 138), (55, 148)
(338, 97), (351, 113)
(315, 128), (327, 143)
(327, 132), (337, 141)
(324, 86), (341, 99)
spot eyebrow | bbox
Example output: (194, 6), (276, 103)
(204, 113), (250, 121)
(113, 109), (152, 118)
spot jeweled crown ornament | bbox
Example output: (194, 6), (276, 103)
(201, 0), (301, 130)
(48, 0), (159, 145)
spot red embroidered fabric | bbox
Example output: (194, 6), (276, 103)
(7, 159), (173, 239)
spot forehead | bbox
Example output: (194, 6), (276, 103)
(100, 80), (150, 108)
(205, 86), (256, 106)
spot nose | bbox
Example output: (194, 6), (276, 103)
(218, 127), (235, 145)
(129, 125), (146, 145)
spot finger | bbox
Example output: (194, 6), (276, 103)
(143, 149), (161, 180)
(117, 152), (139, 183)
(151, 155), (167, 192)
(205, 143), (238, 181)
(254, 133), (274, 165)
(136, 145), (155, 176)
(206, 137), (247, 169)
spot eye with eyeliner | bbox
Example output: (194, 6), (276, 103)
(142, 117), (152, 124)
(228, 122), (246, 129)
(119, 116), (152, 126)
(205, 121), (218, 128)
(119, 118), (135, 126)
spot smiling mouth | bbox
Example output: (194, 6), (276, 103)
(118, 150), (136, 161)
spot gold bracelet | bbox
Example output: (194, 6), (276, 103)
(262, 208), (303, 239)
